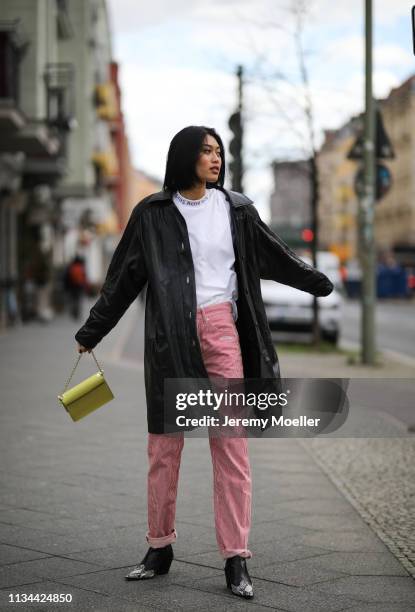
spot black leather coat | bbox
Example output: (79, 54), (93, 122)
(75, 186), (334, 433)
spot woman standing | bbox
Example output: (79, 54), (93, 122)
(75, 126), (334, 599)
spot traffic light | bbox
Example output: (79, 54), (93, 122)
(228, 110), (243, 192)
(301, 228), (314, 242)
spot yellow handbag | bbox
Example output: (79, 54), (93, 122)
(58, 350), (114, 421)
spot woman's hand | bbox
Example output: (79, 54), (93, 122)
(77, 343), (92, 354)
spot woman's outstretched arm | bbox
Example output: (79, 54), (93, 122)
(249, 204), (334, 297)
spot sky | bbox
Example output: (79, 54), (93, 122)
(107, 0), (414, 220)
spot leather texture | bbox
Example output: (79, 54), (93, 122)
(75, 186), (334, 434)
(225, 555), (254, 598)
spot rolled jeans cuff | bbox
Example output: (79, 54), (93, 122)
(146, 528), (177, 548)
(222, 548), (253, 559)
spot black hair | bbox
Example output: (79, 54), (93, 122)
(163, 125), (225, 192)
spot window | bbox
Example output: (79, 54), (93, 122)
(0, 20), (28, 103)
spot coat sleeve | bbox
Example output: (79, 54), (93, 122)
(74, 205), (148, 349)
(249, 205), (334, 297)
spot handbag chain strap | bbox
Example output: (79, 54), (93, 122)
(61, 350), (104, 395)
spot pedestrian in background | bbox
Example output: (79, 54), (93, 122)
(64, 255), (88, 320)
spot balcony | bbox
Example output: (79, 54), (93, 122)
(44, 63), (76, 132)
(18, 63), (77, 186)
(0, 28), (70, 162)
(92, 147), (119, 188)
(0, 99), (26, 134)
(1, 119), (61, 156)
(94, 82), (118, 121)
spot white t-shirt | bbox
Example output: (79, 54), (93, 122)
(172, 187), (238, 319)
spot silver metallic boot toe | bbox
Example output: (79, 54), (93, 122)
(125, 544), (173, 580)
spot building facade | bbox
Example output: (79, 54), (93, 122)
(317, 117), (361, 264)
(318, 75), (415, 266)
(0, 0), (73, 326)
(0, 0), (138, 328)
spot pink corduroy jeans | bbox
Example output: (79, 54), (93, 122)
(146, 300), (253, 559)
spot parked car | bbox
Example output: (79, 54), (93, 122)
(316, 251), (343, 292)
(299, 250), (343, 292)
(260, 254), (343, 344)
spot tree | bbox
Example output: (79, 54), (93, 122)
(237, 0), (324, 344)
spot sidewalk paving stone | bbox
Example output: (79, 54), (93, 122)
(0, 307), (414, 610)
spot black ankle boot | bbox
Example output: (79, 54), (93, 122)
(125, 544), (173, 580)
(224, 555), (254, 598)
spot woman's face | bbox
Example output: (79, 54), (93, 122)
(195, 134), (222, 184)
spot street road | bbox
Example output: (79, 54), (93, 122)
(340, 298), (415, 360)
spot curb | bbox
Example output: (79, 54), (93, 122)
(340, 339), (415, 369)
(299, 439), (415, 580)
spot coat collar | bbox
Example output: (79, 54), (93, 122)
(145, 186), (253, 208)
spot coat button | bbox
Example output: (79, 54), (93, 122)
(186, 276), (190, 284)
(192, 339), (196, 347)
(189, 311), (192, 319)
(181, 242), (185, 251)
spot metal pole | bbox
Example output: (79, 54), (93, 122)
(361, 0), (376, 363)
(237, 65), (244, 193)
(237, 64), (243, 112)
